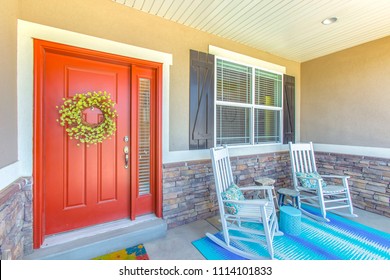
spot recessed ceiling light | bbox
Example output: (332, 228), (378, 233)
(322, 17), (338, 25)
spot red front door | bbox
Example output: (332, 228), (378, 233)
(42, 45), (131, 235)
(33, 40), (162, 244)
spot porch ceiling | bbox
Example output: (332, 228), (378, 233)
(113, 0), (390, 62)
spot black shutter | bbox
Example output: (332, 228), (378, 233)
(283, 74), (295, 144)
(189, 50), (215, 150)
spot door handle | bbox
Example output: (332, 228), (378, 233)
(124, 146), (129, 169)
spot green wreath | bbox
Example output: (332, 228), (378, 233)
(57, 91), (118, 145)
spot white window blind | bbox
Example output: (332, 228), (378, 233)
(216, 59), (252, 146)
(254, 109), (280, 143)
(217, 60), (252, 104)
(216, 105), (250, 145)
(216, 58), (282, 146)
(255, 69), (282, 107)
(254, 69), (282, 144)
(138, 78), (151, 196)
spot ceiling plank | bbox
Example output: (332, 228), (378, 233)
(113, 0), (390, 62)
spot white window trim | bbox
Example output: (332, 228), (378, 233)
(209, 45), (286, 74)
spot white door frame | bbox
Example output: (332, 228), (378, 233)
(15, 20), (172, 183)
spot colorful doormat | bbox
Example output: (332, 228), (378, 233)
(192, 206), (390, 260)
(93, 244), (149, 260)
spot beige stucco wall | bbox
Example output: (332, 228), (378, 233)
(18, 0), (301, 151)
(0, 0), (18, 168)
(301, 36), (390, 148)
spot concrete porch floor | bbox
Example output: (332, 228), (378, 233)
(143, 207), (390, 260)
(24, 215), (167, 260)
(23, 207), (390, 260)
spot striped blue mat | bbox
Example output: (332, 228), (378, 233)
(192, 206), (390, 260)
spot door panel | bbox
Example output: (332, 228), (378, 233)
(43, 50), (130, 235)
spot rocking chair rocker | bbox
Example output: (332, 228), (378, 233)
(206, 146), (282, 260)
(289, 142), (357, 222)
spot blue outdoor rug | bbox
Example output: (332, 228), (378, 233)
(192, 205), (390, 260)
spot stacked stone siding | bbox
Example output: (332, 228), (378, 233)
(162, 152), (292, 229)
(162, 160), (216, 229)
(316, 152), (390, 218)
(163, 150), (390, 229)
(0, 177), (33, 260)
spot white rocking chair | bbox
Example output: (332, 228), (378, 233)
(206, 146), (282, 260)
(289, 142), (357, 222)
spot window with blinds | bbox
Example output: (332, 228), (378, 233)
(216, 58), (282, 146)
(138, 78), (151, 196)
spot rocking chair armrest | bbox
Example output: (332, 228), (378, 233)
(239, 185), (274, 191)
(321, 174), (350, 179)
(222, 199), (269, 206)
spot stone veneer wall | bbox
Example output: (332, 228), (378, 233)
(0, 177), (33, 260)
(163, 151), (390, 229)
(316, 152), (390, 218)
(162, 152), (292, 229)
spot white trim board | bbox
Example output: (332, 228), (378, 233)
(0, 162), (21, 189)
(209, 45), (286, 74)
(164, 143), (390, 164)
(164, 144), (288, 164)
(314, 144), (390, 159)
